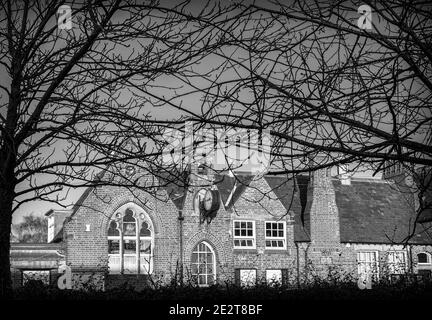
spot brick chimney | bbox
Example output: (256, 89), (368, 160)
(45, 209), (72, 243)
(309, 166), (341, 246)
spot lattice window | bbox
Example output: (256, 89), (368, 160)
(191, 241), (216, 286)
(265, 221), (286, 249)
(107, 203), (153, 274)
(233, 220), (255, 249)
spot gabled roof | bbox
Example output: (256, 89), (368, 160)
(50, 169), (107, 242)
(157, 170), (189, 211)
(214, 174), (254, 210)
(419, 208), (432, 223)
(416, 169), (432, 223)
(264, 175), (310, 242)
(333, 179), (432, 244)
(68, 169), (107, 218)
(67, 167), (432, 245)
(66, 171), (311, 241)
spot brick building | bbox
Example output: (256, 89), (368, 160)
(11, 163), (432, 290)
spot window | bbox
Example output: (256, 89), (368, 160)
(233, 220), (256, 249)
(357, 251), (379, 279)
(107, 203), (154, 275)
(239, 269), (257, 287)
(191, 241), (216, 287)
(387, 251), (407, 274)
(417, 252), (431, 264)
(22, 270), (50, 286)
(266, 270), (282, 286)
(265, 221), (286, 249)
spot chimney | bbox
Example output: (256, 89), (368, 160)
(307, 155), (341, 246)
(45, 209), (72, 243)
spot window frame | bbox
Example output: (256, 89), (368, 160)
(264, 221), (287, 250)
(191, 241), (217, 287)
(233, 220), (256, 249)
(238, 268), (257, 287)
(417, 252), (432, 265)
(387, 251), (407, 275)
(265, 269), (283, 286)
(357, 250), (379, 279)
(107, 203), (154, 275)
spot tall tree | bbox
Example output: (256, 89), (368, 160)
(170, 0), (432, 233)
(0, 0), (234, 295)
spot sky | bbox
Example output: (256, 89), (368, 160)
(2, 0), (422, 224)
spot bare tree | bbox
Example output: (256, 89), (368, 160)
(1, 0), (431, 296)
(189, 0), (431, 167)
(0, 0), (236, 295)
(165, 0), (432, 231)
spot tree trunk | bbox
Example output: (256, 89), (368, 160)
(0, 186), (13, 298)
(1, 74), (19, 297)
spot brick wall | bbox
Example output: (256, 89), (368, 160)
(231, 177), (296, 285)
(65, 173), (181, 288)
(297, 168), (357, 280)
(410, 245), (432, 274)
(64, 170), (300, 288)
(63, 167), (432, 289)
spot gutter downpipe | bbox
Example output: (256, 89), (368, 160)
(178, 210), (184, 286)
(295, 242), (300, 288)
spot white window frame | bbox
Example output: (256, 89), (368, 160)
(265, 269), (282, 286)
(387, 251), (407, 275)
(357, 251), (379, 279)
(107, 203), (154, 275)
(191, 241), (217, 287)
(107, 220), (122, 274)
(239, 269), (257, 287)
(264, 221), (286, 250)
(233, 220), (256, 249)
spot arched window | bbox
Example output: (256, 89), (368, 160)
(418, 252), (431, 264)
(107, 204), (154, 275)
(191, 241), (216, 286)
